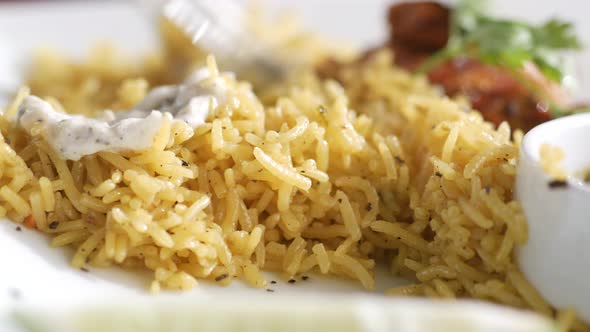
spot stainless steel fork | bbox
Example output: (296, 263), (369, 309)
(161, 0), (292, 86)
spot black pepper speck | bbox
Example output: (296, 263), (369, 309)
(548, 180), (568, 189)
(215, 274), (229, 282)
(288, 279), (296, 284)
(49, 221), (59, 229)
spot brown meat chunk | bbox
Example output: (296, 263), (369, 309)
(318, 1), (556, 132)
(427, 58), (552, 131)
(390, 41), (432, 72)
(387, 2), (553, 131)
(388, 2), (450, 52)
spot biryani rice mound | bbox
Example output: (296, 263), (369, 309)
(1, 19), (580, 330)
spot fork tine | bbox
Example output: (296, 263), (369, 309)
(164, 0), (210, 43)
(162, 0), (291, 85)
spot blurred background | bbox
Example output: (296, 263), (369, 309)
(1, 0), (590, 100)
(1, 0), (589, 50)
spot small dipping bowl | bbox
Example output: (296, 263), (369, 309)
(517, 113), (590, 321)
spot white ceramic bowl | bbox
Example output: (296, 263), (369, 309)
(517, 113), (590, 321)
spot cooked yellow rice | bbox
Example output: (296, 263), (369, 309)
(539, 144), (568, 180)
(0, 15), (587, 332)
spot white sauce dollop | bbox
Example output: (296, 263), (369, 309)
(16, 68), (227, 160)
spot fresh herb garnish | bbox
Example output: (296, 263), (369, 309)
(552, 105), (590, 118)
(419, 0), (582, 83)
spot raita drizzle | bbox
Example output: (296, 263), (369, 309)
(16, 68), (227, 160)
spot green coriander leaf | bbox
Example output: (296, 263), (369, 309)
(466, 20), (532, 55)
(533, 19), (582, 50)
(498, 49), (532, 69)
(550, 105), (590, 118)
(477, 52), (499, 65)
(426, 0), (583, 83)
(533, 56), (563, 82)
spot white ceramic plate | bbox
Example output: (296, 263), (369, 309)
(0, 0), (586, 331)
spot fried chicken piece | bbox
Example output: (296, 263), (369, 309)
(428, 58), (552, 131)
(317, 1), (568, 132)
(388, 1), (450, 52)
